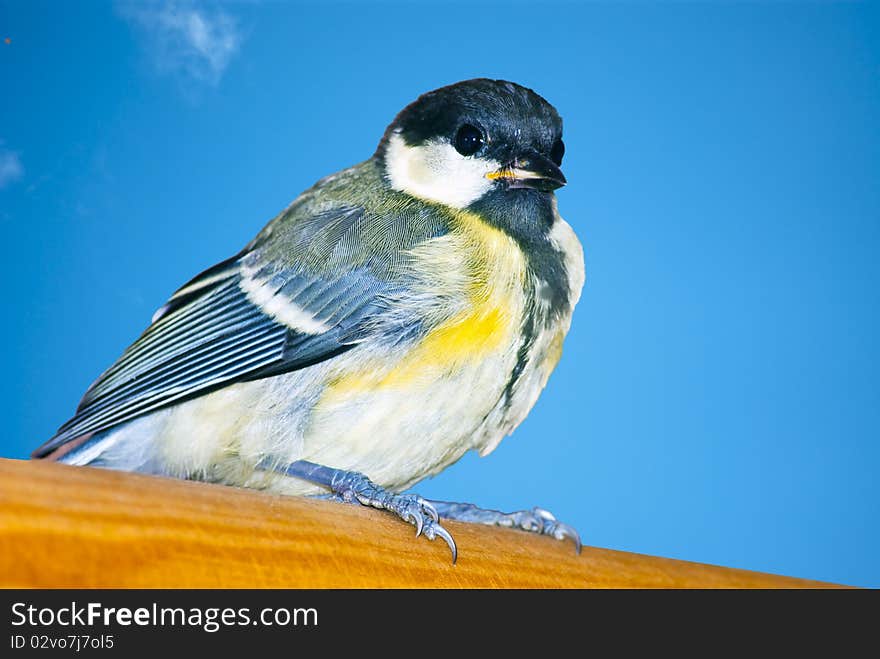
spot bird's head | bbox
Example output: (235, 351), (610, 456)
(376, 79), (565, 211)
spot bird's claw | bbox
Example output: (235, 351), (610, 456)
(318, 468), (576, 561)
(529, 507), (582, 554)
(430, 501), (582, 554)
(389, 494), (456, 562)
(422, 520), (458, 564)
(331, 475), (457, 562)
(411, 512), (424, 537)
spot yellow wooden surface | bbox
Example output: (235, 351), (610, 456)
(0, 458), (841, 588)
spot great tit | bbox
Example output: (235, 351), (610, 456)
(33, 78), (585, 562)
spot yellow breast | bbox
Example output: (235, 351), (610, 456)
(323, 209), (527, 397)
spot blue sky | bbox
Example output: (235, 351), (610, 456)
(1, 1), (878, 587)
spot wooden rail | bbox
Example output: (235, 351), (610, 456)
(0, 458), (840, 588)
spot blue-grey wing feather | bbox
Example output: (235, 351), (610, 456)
(33, 206), (400, 458)
(35, 160), (453, 460)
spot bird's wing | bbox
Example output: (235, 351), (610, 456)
(33, 203), (411, 458)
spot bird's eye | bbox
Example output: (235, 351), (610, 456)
(550, 138), (565, 166)
(453, 124), (485, 156)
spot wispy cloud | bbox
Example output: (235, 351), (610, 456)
(0, 144), (23, 189)
(120, 1), (242, 86)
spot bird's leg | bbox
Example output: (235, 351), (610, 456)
(426, 500), (582, 553)
(280, 460), (458, 562)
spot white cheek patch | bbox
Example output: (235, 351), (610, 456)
(384, 132), (500, 209)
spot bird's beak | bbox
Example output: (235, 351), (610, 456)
(486, 151), (566, 191)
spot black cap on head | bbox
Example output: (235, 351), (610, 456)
(377, 78), (563, 169)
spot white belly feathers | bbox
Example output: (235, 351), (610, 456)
(90, 213), (584, 496)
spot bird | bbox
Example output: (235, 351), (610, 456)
(33, 78), (585, 562)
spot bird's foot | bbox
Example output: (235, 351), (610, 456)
(331, 471), (458, 562)
(285, 460), (457, 562)
(428, 501), (581, 554)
